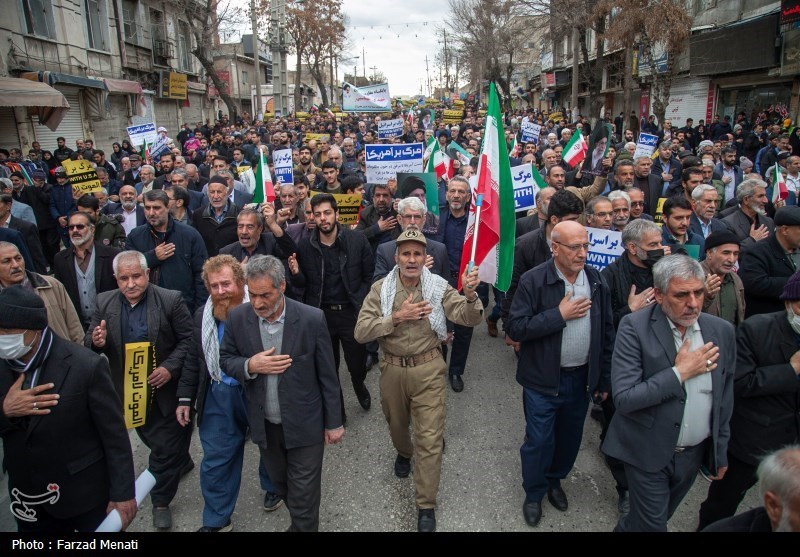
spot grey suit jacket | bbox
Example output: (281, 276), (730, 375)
(220, 297), (343, 450)
(722, 209), (774, 250)
(602, 304), (735, 473)
(373, 238), (450, 282)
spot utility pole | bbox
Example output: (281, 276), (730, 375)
(362, 45), (366, 79)
(329, 42), (335, 106)
(570, 27), (579, 122)
(269, 0), (289, 116)
(425, 55), (431, 98)
(369, 65), (378, 83)
(443, 29), (450, 92)
(250, 0), (261, 120)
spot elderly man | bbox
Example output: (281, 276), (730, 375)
(135, 165), (157, 196)
(721, 178), (774, 248)
(690, 184), (727, 239)
(626, 187), (652, 222)
(0, 287), (136, 532)
(608, 190), (631, 231)
(354, 229), (483, 532)
(602, 255), (736, 532)
(697, 267), (800, 529)
(739, 206), (800, 317)
(703, 446), (800, 532)
(76, 193), (126, 249)
(108, 184), (146, 237)
(516, 187), (556, 238)
(177, 255), (281, 532)
(219, 255), (344, 532)
(193, 176), (242, 257)
(507, 220), (614, 527)
(87, 250), (194, 529)
(2, 176), (36, 225)
(0, 241), (83, 343)
(700, 231), (745, 326)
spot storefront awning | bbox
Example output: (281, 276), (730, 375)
(20, 71), (106, 90)
(103, 78), (143, 95)
(0, 76), (70, 131)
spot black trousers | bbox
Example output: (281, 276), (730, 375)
(39, 227), (60, 268)
(136, 407), (194, 507)
(600, 396), (628, 493)
(261, 421), (324, 532)
(322, 306), (367, 391)
(16, 502), (108, 533)
(698, 452), (758, 530)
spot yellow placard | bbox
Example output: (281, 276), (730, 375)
(168, 72), (187, 100)
(295, 112), (311, 121)
(62, 159), (101, 197)
(548, 111), (563, 122)
(309, 191), (362, 225)
(452, 99), (465, 107)
(305, 133), (331, 143)
(123, 342), (155, 429)
(443, 109), (462, 121)
(654, 197), (666, 227)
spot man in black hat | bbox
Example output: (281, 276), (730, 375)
(701, 231), (745, 326)
(0, 286), (136, 531)
(739, 206), (800, 317)
(697, 270), (800, 529)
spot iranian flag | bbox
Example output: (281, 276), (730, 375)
(510, 136), (521, 158)
(457, 82), (515, 292)
(531, 164), (548, 190)
(426, 140), (452, 180)
(252, 149), (276, 204)
(562, 131), (587, 168)
(772, 162), (789, 203)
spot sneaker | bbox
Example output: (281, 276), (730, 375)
(197, 521), (233, 532)
(263, 492), (284, 512)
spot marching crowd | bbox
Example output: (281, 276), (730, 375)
(0, 101), (798, 533)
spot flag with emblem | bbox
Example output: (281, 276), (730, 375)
(772, 162), (789, 203)
(253, 149), (275, 204)
(561, 131), (587, 168)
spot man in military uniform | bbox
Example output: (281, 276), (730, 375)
(354, 229), (484, 532)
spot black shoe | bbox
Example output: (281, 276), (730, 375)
(617, 490), (630, 517)
(417, 509), (436, 532)
(547, 486), (568, 512)
(180, 458), (195, 477)
(197, 520), (233, 532)
(365, 352), (378, 371)
(522, 500), (542, 527)
(354, 383), (371, 410)
(263, 492), (284, 512)
(152, 506), (172, 529)
(394, 454), (411, 478)
(449, 374), (464, 392)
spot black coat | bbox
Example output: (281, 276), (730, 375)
(53, 242), (121, 326)
(501, 226), (551, 326)
(192, 203), (241, 257)
(738, 233), (795, 318)
(0, 335), (135, 520)
(13, 184), (54, 230)
(730, 311), (800, 466)
(86, 285), (193, 417)
(601, 253), (655, 328)
(7, 215), (47, 274)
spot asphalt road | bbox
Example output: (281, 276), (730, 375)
(0, 313), (759, 533)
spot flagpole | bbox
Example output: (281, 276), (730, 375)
(468, 193), (483, 273)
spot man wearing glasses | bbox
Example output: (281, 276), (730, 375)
(506, 220), (615, 528)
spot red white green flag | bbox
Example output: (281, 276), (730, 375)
(562, 131), (587, 168)
(772, 162), (789, 203)
(426, 140), (452, 180)
(457, 82), (515, 292)
(253, 148), (276, 204)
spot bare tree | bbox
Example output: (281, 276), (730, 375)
(174, 0), (245, 119)
(285, 0), (345, 108)
(599, 0), (692, 126)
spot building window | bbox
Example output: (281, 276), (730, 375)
(121, 0), (139, 44)
(150, 9), (170, 66)
(177, 20), (191, 71)
(20, 0), (56, 39)
(85, 0), (109, 51)
(241, 70), (248, 84)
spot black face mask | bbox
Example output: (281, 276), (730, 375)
(641, 248), (665, 268)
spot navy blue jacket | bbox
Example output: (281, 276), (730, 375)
(48, 183), (76, 221)
(126, 217), (209, 313)
(506, 258), (614, 396)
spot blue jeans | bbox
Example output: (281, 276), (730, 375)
(199, 381), (274, 527)
(520, 368), (590, 502)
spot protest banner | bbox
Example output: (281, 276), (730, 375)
(633, 132), (660, 160)
(304, 133), (330, 143)
(309, 191), (362, 225)
(365, 143), (424, 184)
(521, 121), (542, 144)
(123, 341), (155, 429)
(272, 148), (293, 185)
(654, 197), (666, 226)
(443, 109), (463, 123)
(548, 111), (563, 122)
(585, 227), (625, 270)
(127, 123), (157, 148)
(510, 163), (536, 212)
(62, 159), (102, 196)
(377, 118), (404, 139)
(342, 82), (392, 112)
(295, 112), (311, 121)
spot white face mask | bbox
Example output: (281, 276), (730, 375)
(0, 331), (32, 360)
(787, 308), (800, 335)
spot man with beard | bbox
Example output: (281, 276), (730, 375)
(277, 184), (302, 224)
(739, 206), (800, 317)
(87, 251), (194, 530)
(632, 156), (664, 217)
(721, 179), (774, 248)
(355, 183), (401, 253)
(608, 190), (631, 232)
(602, 255), (735, 532)
(293, 194), (374, 418)
(53, 211), (120, 329)
(516, 187), (556, 238)
(585, 196), (613, 230)
(660, 196), (705, 257)
(699, 231), (744, 326)
(76, 194), (126, 249)
(193, 176), (242, 257)
(0, 242), (84, 343)
(177, 255), (282, 531)
(286, 198), (315, 245)
(355, 230), (483, 532)
(219, 255), (344, 532)
(108, 184), (146, 238)
(293, 145), (320, 182)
